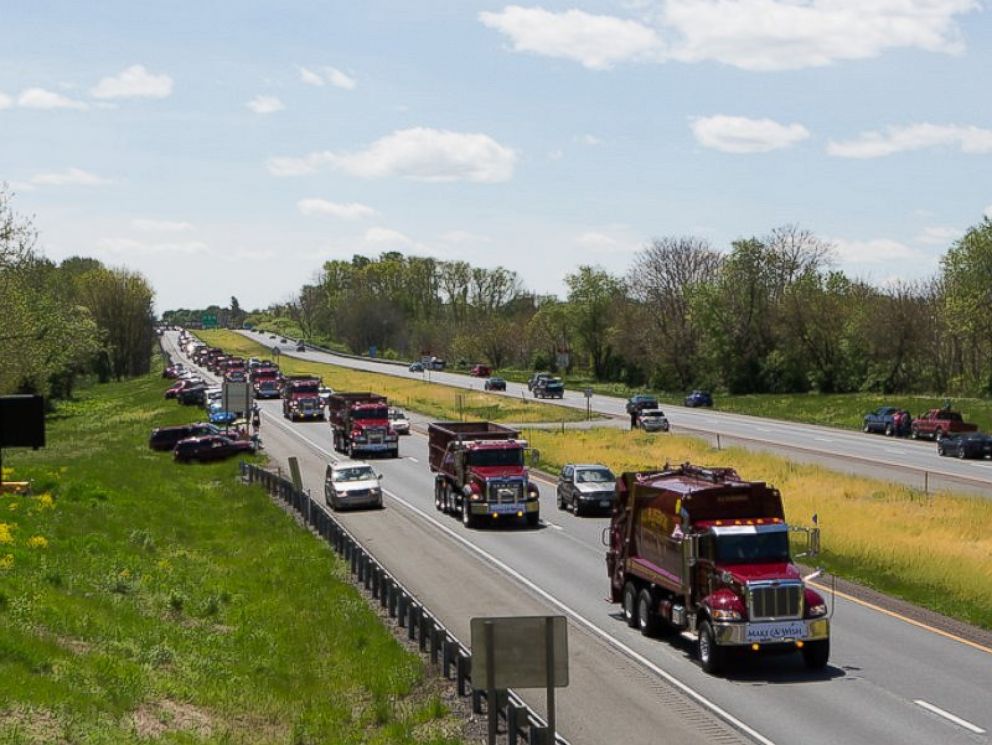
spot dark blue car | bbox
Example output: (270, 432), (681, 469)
(684, 390), (713, 408)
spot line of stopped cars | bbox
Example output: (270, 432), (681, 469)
(863, 404), (992, 459)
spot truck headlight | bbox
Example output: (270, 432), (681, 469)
(711, 608), (742, 621)
(806, 603), (827, 617)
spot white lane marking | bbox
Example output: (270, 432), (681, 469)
(813, 437), (834, 443)
(268, 417), (776, 745)
(754, 427), (773, 432)
(542, 520), (563, 530)
(882, 448), (907, 455)
(407, 457), (420, 463)
(913, 700), (985, 734)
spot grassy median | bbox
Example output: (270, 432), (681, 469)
(0, 372), (465, 744)
(523, 427), (992, 629)
(196, 330), (590, 425)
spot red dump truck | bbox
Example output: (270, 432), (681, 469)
(328, 392), (398, 458)
(281, 375), (324, 421)
(606, 463), (829, 674)
(428, 421), (539, 528)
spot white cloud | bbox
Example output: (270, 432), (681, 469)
(828, 123), (992, 158)
(98, 237), (206, 255)
(440, 230), (492, 244)
(90, 65), (173, 99)
(479, 6), (662, 70)
(365, 227), (414, 246)
(297, 198), (376, 220)
(547, 148), (564, 160)
(0, 92), (12, 109)
(481, 1), (977, 72)
(830, 237), (924, 264)
(131, 218), (194, 233)
(577, 231), (618, 249)
(29, 168), (110, 186)
(916, 225), (962, 245)
(298, 65), (356, 89)
(17, 87), (88, 110)
(268, 127), (517, 183)
(576, 134), (601, 145)
(691, 115), (810, 153)
(246, 95), (284, 114)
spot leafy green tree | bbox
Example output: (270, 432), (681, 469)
(564, 266), (625, 380)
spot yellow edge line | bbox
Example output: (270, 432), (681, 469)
(809, 580), (992, 656)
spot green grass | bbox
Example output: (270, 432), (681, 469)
(198, 330), (591, 424)
(0, 371), (465, 744)
(523, 426), (992, 629)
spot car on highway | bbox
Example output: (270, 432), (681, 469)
(173, 434), (255, 463)
(324, 461), (384, 510)
(148, 422), (220, 451)
(387, 407), (410, 435)
(937, 432), (992, 459)
(533, 376), (564, 399)
(527, 371), (552, 391)
(471, 363), (492, 377)
(280, 337), (288, 343)
(177, 385), (208, 406)
(556, 463), (616, 516)
(625, 394), (658, 415)
(296, 342), (306, 352)
(165, 378), (202, 399)
(318, 386), (335, 408)
(408, 362), (424, 372)
(684, 390), (713, 407)
(638, 408), (670, 432)
(484, 376), (506, 391)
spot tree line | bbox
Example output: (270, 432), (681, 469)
(166, 216), (992, 397)
(0, 187), (157, 398)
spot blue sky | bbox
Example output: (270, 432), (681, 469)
(2, 1), (990, 312)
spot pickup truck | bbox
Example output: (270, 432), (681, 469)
(910, 409), (978, 441)
(862, 406), (912, 437)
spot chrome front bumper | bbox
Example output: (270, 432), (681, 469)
(714, 618), (829, 646)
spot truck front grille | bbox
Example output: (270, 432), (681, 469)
(487, 479), (524, 503)
(748, 582), (803, 621)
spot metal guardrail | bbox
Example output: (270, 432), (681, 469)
(239, 461), (569, 745)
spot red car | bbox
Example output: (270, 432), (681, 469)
(471, 364), (492, 377)
(173, 435), (255, 463)
(165, 378), (203, 399)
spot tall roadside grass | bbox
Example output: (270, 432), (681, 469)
(524, 427), (992, 629)
(198, 329), (589, 424)
(0, 370), (465, 744)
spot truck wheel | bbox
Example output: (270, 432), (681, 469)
(910, 428), (919, 440)
(462, 503), (477, 529)
(958, 447), (967, 459)
(698, 621), (725, 675)
(637, 589), (662, 637)
(526, 511), (540, 527)
(801, 639), (829, 670)
(863, 422), (871, 433)
(622, 582), (639, 628)
(434, 481), (444, 511)
(935, 430), (946, 442)
(884, 423), (894, 436)
(557, 490), (565, 510)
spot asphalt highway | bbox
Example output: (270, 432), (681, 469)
(246, 331), (992, 497)
(165, 332), (992, 745)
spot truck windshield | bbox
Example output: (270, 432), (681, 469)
(353, 406), (387, 420)
(714, 531), (790, 564)
(468, 449), (523, 467)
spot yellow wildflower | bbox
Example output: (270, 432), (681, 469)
(27, 535), (48, 549)
(35, 493), (55, 510)
(0, 523), (13, 545)
(8, 501), (18, 512)
(1, 467), (12, 480)
(0, 554), (13, 570)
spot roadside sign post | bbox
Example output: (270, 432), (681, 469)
(584, 387), (593, 420)
(471, 615), (568, 745)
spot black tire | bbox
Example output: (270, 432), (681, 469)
(434, 481), (444, 512)
(863, 422), (871, 433)
(622, 581), (639, 628)
(802, 639), (829, 670)
(910, 428), (919, 440)
(885, 424), (893, 436)
(556, 490), (566, 511)
(462, 501), (477, 529)
(637, 589), (662, 637)
(526, 511), (540, 527)
(958, 448), (967, 459)
(936, 430), (946, 442)
(698, 621), (725, 675)
(938, 444), (946, 457)
(572, 493), (583, 516)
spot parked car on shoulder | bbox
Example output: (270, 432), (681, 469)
(296, 341), (306, 352)
(484, 376), (507, 391)
(911, 408), (977, 440)
(937, 432), (992, 459)
(471, 363), (492, 377)
(149, 423), (220, 451)
(173, 434), (255, 463)
(533, 377), (564, 399)
(556, 463), (616, 516)
(324, 461), (384, 510)
(626, 394), (658, 415)
(684, 390), (713, 408)
(408, 362), (424, 373)
(863, 406), (912, 436)
(638, 408), (670, 432)
(177, 385), (208, 406)
(388, 407), (410, 435)
(208, 408), (238, 425)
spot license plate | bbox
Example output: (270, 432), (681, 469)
(600, 500), (610, 507)
(745, 621), (808, 642)
(491, 503), (524, 514)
